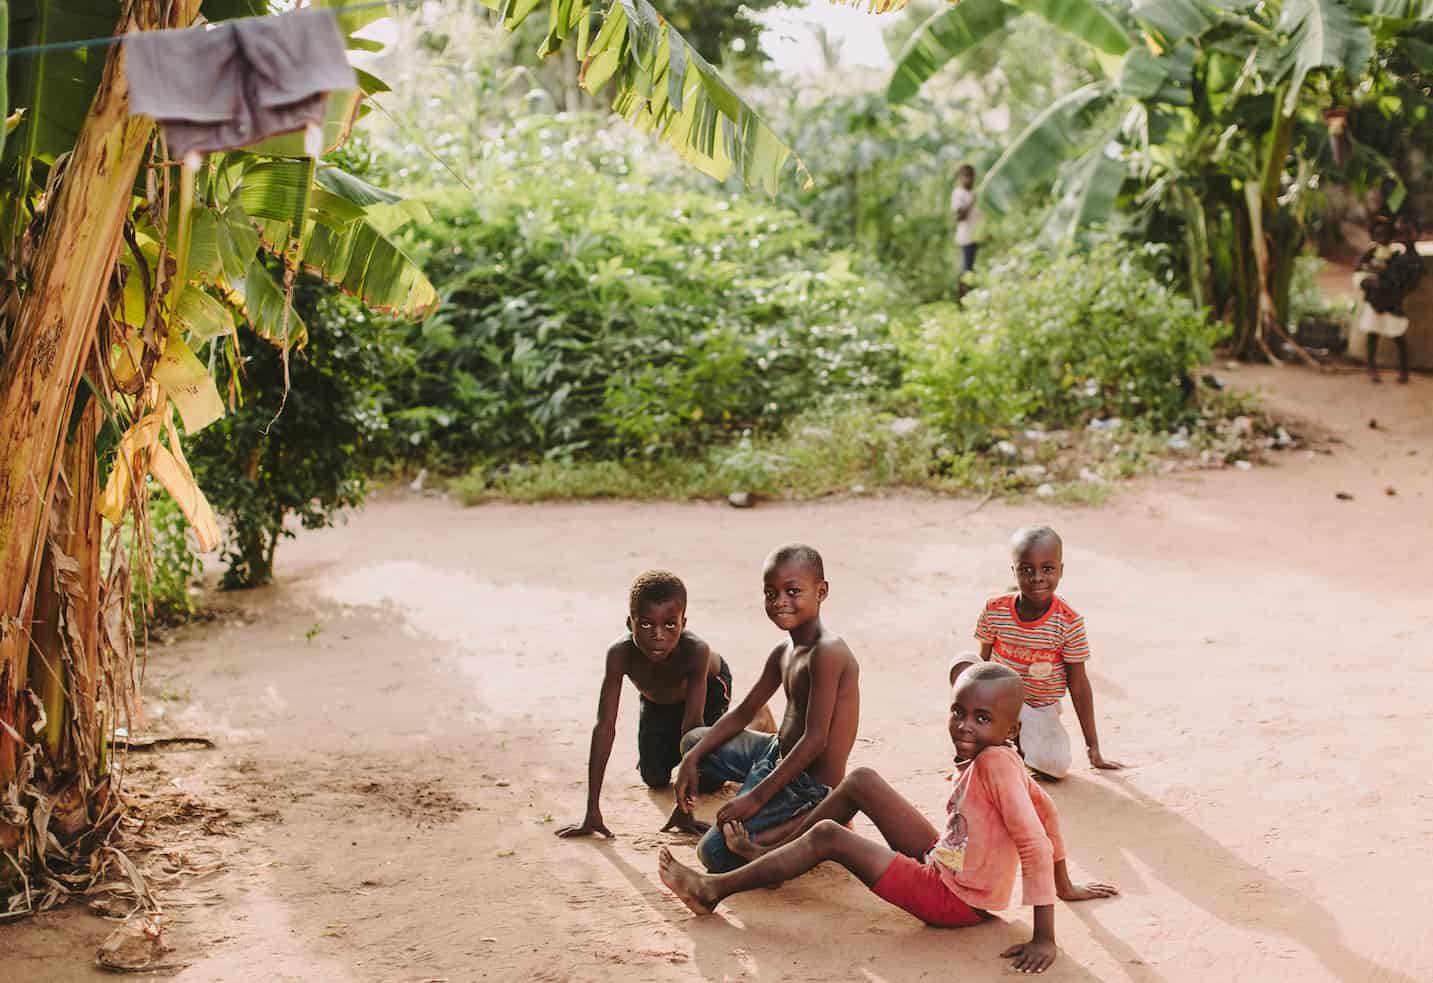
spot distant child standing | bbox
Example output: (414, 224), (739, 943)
(1355, 217), (1421, 384)
(974, 527), (1121, 779)
(950, 163), (981, 297)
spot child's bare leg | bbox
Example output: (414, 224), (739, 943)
(660, 820), (896, 915)
(724, 767), (937, 860)
(750, 704), (778, 734)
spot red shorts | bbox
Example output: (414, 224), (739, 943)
(871, 854), (985, 928)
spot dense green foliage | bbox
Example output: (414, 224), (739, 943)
(128, 494), (203, 627)
(385, 122), (902, 465)
(902, 242), (1220, 451)
(189, 278), (395, 587)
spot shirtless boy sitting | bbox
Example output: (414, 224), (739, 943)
(674, 544), (860, 872)
(558, 570), (741, 839)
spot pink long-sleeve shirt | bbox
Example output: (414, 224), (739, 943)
(927, 745), (1066, 910)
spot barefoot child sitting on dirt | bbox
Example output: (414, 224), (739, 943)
(558, 570), (755, 838)
(974, 526), (1121, 780)
(659, 662), (1116, 975)
(673, 544), (860, 872)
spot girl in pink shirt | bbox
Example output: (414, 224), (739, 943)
(659, 662), (1117, 975)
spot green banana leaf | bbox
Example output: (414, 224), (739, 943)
(239, 259), (308, 347)
(1274, 0), (1374, 114)
(1131, 0), (1221, 46)
(1119, 46), (1194, 105)
(1045, 133), (1127, 241)
(887, 0), (1017, 105)
(888, 0), (1130, 106)
(480, 0), (808, 192)
(979, 82), (1114, 215)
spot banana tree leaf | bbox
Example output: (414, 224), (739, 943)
(1132, 0), (1221, 46)
(315, 165), (403, 206)
(980, 82), (1114, 215)
(174, 284), (235, 340)
(1011, 0), (1131, 56)
(239, 259), (307, 348)
(1400, 37), (1433, 72)
(1046, 135), (1126, 241)
(236, 158), (313, 237)
(297, 219), (437, 317)
(582, 0), (808, 193)
(888, 0), (1018, 105)
(480, 0), (806, 193)
(4, 0), (121, 169)
(1275, 0), (1374, 114)
(217, 206), (261, 286)
(1119, 46), (1194, 104)
(829, 0), (910, 10)
(1362, 0), (1433, 19)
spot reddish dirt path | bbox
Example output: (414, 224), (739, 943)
(5, 363), (1432, 982)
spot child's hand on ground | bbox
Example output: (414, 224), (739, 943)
(715, 791), (761, 827)
(659, 804), (710, 836)
(556, 811), (614, 839)
(1057, 880), (1119, 902)
(1001, 940), (1057, 974)
(673, 758), (700, 813)
(1087, 746), (1124, 770)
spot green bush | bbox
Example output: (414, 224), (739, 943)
(901, 242), (1220, 451)
(384, 121), (903, 466)
(188, 277), (396, 587)
(126, 491), (202, 627)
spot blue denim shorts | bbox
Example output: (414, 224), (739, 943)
(680, 727), (831, 873)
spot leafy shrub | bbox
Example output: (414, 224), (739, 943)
(189, 277), (397, 587)
(384, 120), (903, 466)
(128, 492), (203, 626)
(901, 242), (1220, 451)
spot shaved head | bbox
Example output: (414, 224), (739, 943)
(1011, 525), (1062, 556)
(765, 543), (825, 581)
(955, 661), (1025, 715)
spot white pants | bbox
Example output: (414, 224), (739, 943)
(1018, 702), (1072, 779)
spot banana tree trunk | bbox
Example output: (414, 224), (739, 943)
(0, 0), (198, 786)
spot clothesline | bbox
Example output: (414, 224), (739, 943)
(1, 0), (414, 59)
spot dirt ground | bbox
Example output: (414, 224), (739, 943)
(5, 362), (1432, 982)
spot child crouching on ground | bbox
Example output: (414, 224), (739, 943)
(658, 662), (1116, 975)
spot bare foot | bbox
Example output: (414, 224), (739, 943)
(658, 847), (717, 916)
(721, 820), (769, 860)
(659, 805), (710, 836)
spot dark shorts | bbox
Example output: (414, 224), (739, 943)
(960, 242), (978, 275)
(637, 656), (731, 788)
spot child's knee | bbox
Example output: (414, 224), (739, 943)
(844, 766), (880, 793)
(696, 828), (733, 872)
(679, 728), (708, 756)
(808, 819), (844, 848)
(641, 766), (672, 789)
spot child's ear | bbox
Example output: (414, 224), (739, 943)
(818, 580), (829, 602)
(1008, 720), (1022, 745)
(626, 614), (635, 634)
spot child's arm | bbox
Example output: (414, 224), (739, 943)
(1065, 662), (1122, 770)
(556, 646), (625, 838)
(678, 639), (712, 739)
(978, 642), (993, 660)
(673, 649), (784, 811)
(984, 751), (1061, 970)
(716, 640), (851, 826)
(1001, 906), (1057, 974)
(1030, 781), (1119, 903)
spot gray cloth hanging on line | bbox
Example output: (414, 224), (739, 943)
(124, 8), (356, 158)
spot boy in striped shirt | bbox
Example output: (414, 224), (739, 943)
(973, 526), (1122, 779)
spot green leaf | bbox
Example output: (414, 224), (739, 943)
(1010, 0), (1131, 57)
(1275, 0), (1375, 114)
(236, 158), (314, 238)
(1132, 0), (1221, 45)
(1045, 136), (1126, 240)
(315, 165), (403, 206)
(980, 82), (1114, 215)
(297, 219), (437, 318)
(174, 284), (236, 340)
(582, 0), (807, 193)
(1119, 46), (1194, 104)
(239, 260), (307, 348)
(887, 0), (1018, 105)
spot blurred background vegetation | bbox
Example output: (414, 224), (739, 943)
(153, 0), (1430, 603)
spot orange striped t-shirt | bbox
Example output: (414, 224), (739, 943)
(974, 594), (1089, 707)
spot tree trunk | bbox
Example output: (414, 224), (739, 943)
(0, 0), (198, 796)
